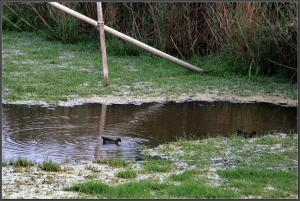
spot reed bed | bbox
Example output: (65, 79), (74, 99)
(2, 2), (297, 81)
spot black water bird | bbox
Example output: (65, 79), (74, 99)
(236, 129), (244, 136)
(236, 129), (257, 139)
(101, 136), (122, 145)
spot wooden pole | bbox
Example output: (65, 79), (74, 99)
(97, 2), (109, 86)
(47, 2), (203, 73)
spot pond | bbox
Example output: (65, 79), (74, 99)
(2, 101), (297, 163)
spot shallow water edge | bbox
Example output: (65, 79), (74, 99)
(2, 93), (298, 107)
(2, 134), (298, 199)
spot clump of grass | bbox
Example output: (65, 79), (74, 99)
(169, 169), (199, 182)
(2, 161), (8, 167)
(161, 136), (227, 165)
(66, 178), (238, 198)
(168, 179), (238, 198)
(2, 158), (16, 167)
(64, 180), (110, 195)
(279, 136), (298, 148)
(255, 136), (280, 145)
(142, 158), (174, 173)
(65, 180), (154, 198)
(41, 160), (61, 171)
(116, 169), (137, 179)
(249, 149), (297, 170)
(217, 167), (298, 198)
(110, 180), (169, 198)
(7, 157), (35, 167)
(85, 165), (101, 172)
(94, 157), (130, 168)
(14, 157), (35, 167)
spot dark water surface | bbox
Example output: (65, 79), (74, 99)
(2, 101), (297, 163)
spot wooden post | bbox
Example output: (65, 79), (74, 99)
(47, 2), (203, 73)
(97, 2), (109, 86)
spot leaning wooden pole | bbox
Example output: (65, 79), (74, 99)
(97, 2), (109, 85)
(47, 2), (203, 73)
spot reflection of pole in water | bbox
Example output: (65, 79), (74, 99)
(107, 103), (164, 136)
(94, 104), (107, 159)
(94, 103), (164, 159)
(99, 104), (107, 135)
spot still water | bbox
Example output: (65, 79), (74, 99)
(2, 101), (297, 163)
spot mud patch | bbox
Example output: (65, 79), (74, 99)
(2, 92), (297, 107)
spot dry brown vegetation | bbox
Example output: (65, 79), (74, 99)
(2, 2), (298, 80)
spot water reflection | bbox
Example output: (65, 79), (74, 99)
(2, 101), (297, 163)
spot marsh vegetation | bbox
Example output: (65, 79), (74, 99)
(2, 2), (297, 81)
(2, 134), (298, 199)
(2, 32), (297, 104)
(1, 2), (298, 199)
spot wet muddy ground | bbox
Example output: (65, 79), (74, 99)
(2, 92), (298, 107)
(2, 133), (297, 199)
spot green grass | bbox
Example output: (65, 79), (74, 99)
(4, 157), (35, 167)
(116, 169), (137, 179)
(141, 158), (174, 173)
(65, 180), (110, 196)
(14, 157), (35, 167)
(41, 160), (61, 171)
(1, 136), (297, 199)
(149, 134), (298, 171)
(156, 136), (228, 167)
(2, 159), (12, 167)
(140, 134), (298, 196)
(55, 134), (299, 198)
(217, 167), (298, 198)
(167, 180), (237, 198)
(2, 31), (297, 103)
(64, 179), (238, 198)
(1, 31), (298, 198)
(94, 157), (130, 168)
(169, 169), (199, 182)
(249, 149), (298, 170)
(254, 136), (281, 145)
(62, 134), (300, 198)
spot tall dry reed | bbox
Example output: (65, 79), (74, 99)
(2, 2), (297, 80)
(207, 2), (297, 79)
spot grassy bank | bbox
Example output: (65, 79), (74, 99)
(3, 134), (297, 199)
(2, 31), (297, 104)
(61, 134), (300, 199)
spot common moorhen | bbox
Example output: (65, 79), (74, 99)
(236, 129), (257, 139)
(101, 136), (122, 145)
